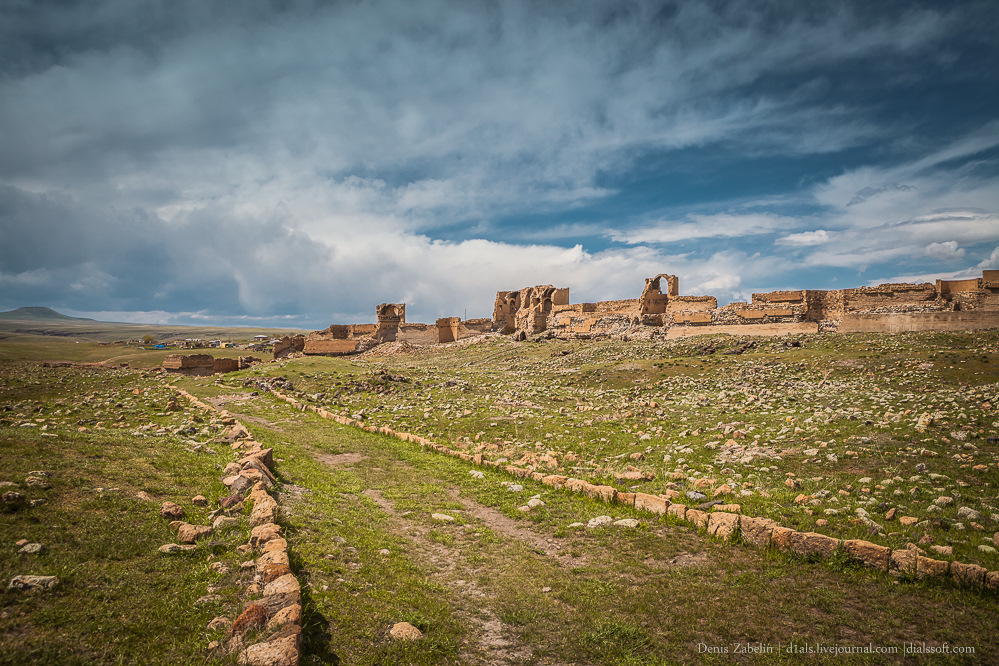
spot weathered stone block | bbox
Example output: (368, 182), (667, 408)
(615, 492), (636, 507)
(667, 503), (687, 521)
(263, 573), (300, 597)
(740, 516), (777, 549)
(707, 512), (739, 541)
(788, 531), (839, 559)
(771, 526), (795, 551)
(249, 523), (282, 548)
(634, 492), (668, 515)
(916, 556), (949, 580)
(841, 539), (889, 571)
(951, 561), (986, 588)
(889, 548), (917, 577)
(237, 633), (300, 666)
(685, 509), (708, 529)
(542, 475), (567, 489)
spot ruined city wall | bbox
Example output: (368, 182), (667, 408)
(396, 323), (437, 346)
(843, 283), (939, 313)
(460, 318), (492, 337)
(213, 357), (239, 373)
(666, 322), (820, 339)
(838, 311), (999, 334)
(302, 340), (360, 356)
(273, 335), (305, 359)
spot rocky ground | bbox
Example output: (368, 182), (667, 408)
(232, 330), (999, 573)
(2, 328), (999, 664)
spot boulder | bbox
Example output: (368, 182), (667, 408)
(916, 556), (949, 580)
(266, 604), (301, 632)
(889, 548), (917, 577)
(263, 574), (300, 597)
(229, 604), (268, 638)
(249, 523), (283, 548)
(685, 509), (709, 529)
(176, 523), (214, 544)
(237, 633), (300, 666)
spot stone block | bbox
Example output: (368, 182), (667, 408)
(889, 548), (917, 577)
(685, 509), (708, 529)
(951, 561), (986, 588)
(737, 516), (776, 549)
(249, 523), (282, 548)
(707, 512), (739, 541)
(263, 573), (300, 597)
(841, 539), (889, 571)
(615, 492), (636, 507)
(788, 531), (839, 559)
(916, 556), (949, 580)
(771, 526), (795, 551)
(667, 503), (687, 521)
(634, 492), (668, 515)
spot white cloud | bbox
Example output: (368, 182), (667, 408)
(776, 229), (830, 247)
(610, 213), (798, 244)
(923, 241), (965, 261)
(977, 246), (999, 270)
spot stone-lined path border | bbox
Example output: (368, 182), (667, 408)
(269, 388), (999, 593)
(171, 388), (303, 666)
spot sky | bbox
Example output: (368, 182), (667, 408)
(1, 0), (998, 329)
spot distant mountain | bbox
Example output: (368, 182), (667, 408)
(0, 307), (95, 322)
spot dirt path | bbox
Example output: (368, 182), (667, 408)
(360, 488), (537, 665)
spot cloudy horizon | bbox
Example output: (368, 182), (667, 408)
(2, 0), (998, 329)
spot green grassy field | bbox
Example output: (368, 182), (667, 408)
(2, 325), (998, 664)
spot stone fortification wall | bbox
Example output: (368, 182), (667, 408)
(666, 322), (820, 339)
(303, 269), (999, 350)
(163, 354), (238, 376)
(273, 335), (305, 360)
(302, 339), (360, 356)
(839, 311), (999, 334)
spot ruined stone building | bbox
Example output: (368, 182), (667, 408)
(295, 269), (999, 358)
(301, 303), (491, 357)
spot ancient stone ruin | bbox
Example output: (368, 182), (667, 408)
(491, 269), (999, 340)
(162, 354), (252, 375)
(287, 269), (999, 357)
(302, 305), (490, 357)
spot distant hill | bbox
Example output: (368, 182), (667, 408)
(0, 307), (95, 322)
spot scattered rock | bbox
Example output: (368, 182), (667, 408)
(230, 604), (268, 637)
(159, 501), (185, 520)
(7, 575), (59, 592)
(587, 515), (613, 528)
(158, 543), (196, 554)
(176, 523), (214, 544)
(207, 616), (231, 631)
(613, 518), (640, 528)
(431, 513), (455, 522)
(2, 492), (26, 507)
(17, 543), (45, 554)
